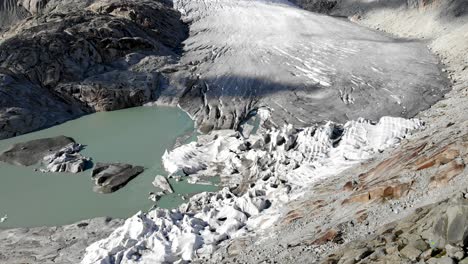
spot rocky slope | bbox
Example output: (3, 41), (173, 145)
(0, 217), (123, 264)
(0, 0), (187, 139)
(0, 0), (450, 139)
(0, 0), (466, 263)
(204, 0), (468, 263)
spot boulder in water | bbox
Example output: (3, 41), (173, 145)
(0, 136), (75, 166)
(92, 162), (144, 194)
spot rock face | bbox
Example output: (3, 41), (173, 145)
(91, 162), (144, 193)
(0, 135), (90, 173)
(0, 70), (84, 139)
(0, 0), (188, 139)
(42, 143), (90, 173)
(323, 195), (468, 264)
(0, 135), (75, 166)
(0, 217), (123, 264)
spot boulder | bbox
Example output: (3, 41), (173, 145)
(0, 0), (188, 139)
(92, 162), (144, 193)
(0, 136), (75, 166)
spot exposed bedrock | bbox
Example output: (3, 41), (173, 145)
(0, 217), (123, 264)
(0, 0), (188, 139)
(92, 162), (144, 194)
(174, 0), (450, 132)
(0, 135), (91, 173)
(0, 69), (83, 139)
(0, 135), (75, 166)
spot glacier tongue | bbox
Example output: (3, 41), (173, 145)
(81, 116), (422, 264)
(172, 0), (446, 131)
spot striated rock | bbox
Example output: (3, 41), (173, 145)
(282, 209), (304, 225)
(0, 0), (29, 30)
(429, 160), (466, 189)
(415, 144), (461, 170)
(17, 0), (48, 14)
(312, 229), (341, 245)
(343, 181), (412, 204)
(0, 135), (75, 166)
(342, 181), (355, 191)
(152, 175), (173, 194)
(55, 71), (161, 112)
(92, 162), (144, 193)
(0, 70), (83, 140)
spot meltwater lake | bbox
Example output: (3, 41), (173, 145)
(0, 106), (217, 228)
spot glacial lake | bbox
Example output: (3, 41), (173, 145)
(0, 106), (217, 228)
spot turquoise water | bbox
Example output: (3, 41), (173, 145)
(0, 106), (217, 228)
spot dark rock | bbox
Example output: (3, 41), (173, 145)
(0, 135), (74, 166)
(0, 0), (188, 139)
(92, 162), (144, 193)
(400, 245), (422, 261)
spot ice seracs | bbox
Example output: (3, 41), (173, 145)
(81, 116), (423, 264)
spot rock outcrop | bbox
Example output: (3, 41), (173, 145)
(0, 0), (188, 139)
(0, 217), (123, 264)
(322, 195), (468, 264)
(0, 135), (75, 166)
(0, 135), (90, 173)
(91, 162), (144, 193)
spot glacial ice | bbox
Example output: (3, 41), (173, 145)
(41, 143), (89, 173)
(81, 116), (422, 264)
